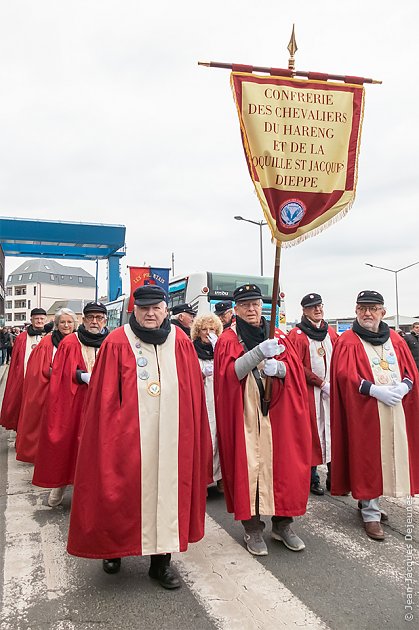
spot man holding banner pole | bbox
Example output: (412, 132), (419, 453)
(214, 283), (311, 556)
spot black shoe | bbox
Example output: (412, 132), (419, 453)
(103, 558), (121, 574)
(326, 477), (331, 491)
(149, 555), (181, 589)
(310, 482), (325, 496)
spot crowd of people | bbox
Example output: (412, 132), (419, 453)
(0, 284), (418, 590)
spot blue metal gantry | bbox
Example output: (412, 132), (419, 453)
(0, 217), (126, 301)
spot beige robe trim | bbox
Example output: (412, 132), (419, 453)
(76, 335), (98, 374)
(124, 324), (180, 555)
(24, 333), (43, 375)
(359, 337), (411, 497)
(308, 333), (333, 463)
(232, 323), (275, 516)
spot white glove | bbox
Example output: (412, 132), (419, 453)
(259, 338), (283, 358)
(207, 332), (218, 349)
(80, 372), (91, 385)
(321, 382), (330, 397)
(203, 364), (213, 377)
(390, 382), (409, 399)
(370, 384), (403, 407)
(263, 358), (278, 376)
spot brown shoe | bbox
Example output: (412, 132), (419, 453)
(364, 521), (385, 541)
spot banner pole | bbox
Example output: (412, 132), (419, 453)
(262, 241), (282, 415)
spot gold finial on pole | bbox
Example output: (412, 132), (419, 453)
(287, 24), (297, 73)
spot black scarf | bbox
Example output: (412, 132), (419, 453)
(77, 324), (109, 348)
(51, 329), (65, 349)
(352, 319), (390, 346)
(27, 325), (46, 337)
(193, 338), (214, 360)
(235, 315), (269, 350)
(296, 316), (329, 342)
(129, 312), (171, 345)
(171, 318), (191, 338)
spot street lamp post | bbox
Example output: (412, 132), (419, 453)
(365, 261), (419, 330)
(234, 216), (267, 276)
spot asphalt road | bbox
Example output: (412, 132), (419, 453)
(0, 365), (417, 629)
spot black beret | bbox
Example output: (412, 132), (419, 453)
(134, 285), (167, 306)
(356, 290), (384, 305)
(83, 301), (108, 315)
(301, 293), (322, 308)
(233, 284), (262, 302)
(172, 302), (195, 316)
(214, 301), (233, 315)
(30, 308), (47, 316)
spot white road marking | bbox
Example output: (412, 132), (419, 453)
(176, 515), (328, 630)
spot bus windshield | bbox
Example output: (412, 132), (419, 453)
(207, 273), (274, 301)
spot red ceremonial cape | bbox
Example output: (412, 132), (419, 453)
(32, 333), (88, 488)
(288, 325), (338, 465)
(213, 327), (311, 520)
(67, 325), (209, 559)
(15, 334), (54, 463)
(331, 329), (419, 498)
(0, 332), (27, 431)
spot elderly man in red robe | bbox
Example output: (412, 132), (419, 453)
(0, 308), (48, 431)
(214, 284), (311, 557)
(32, 302), (109, 507)
(331, 290), (419, 541)
(67, 285), (209, 590)
(288, 293), (338, 495)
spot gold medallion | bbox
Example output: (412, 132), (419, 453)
(147, 382), (161, 397)
(380, 360), (389, 370)
(317, 347), (326, 357)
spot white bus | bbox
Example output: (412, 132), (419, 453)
(169, 272), (286, 328)
(105, 272), (286, 330)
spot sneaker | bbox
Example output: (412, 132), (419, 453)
(271, 524), (305, 551)
(243, 530), (268, 556)
(48, 486), (67, 507)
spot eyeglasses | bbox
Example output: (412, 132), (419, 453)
(236, 301), (262, 310)
(356, 305), (382, 313)
(85, 314), (106, 322)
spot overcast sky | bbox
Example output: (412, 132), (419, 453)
(1, 1), (418, 321)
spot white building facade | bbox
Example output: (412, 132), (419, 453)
(5, 259), (96, 326)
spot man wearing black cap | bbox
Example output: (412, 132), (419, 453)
(170, 303), (196, 337)
(288, 294), (338, 496)
(0, 307), (48, 432)
(331, 290), (419, 541)
(67, 285), (209, 590)
(214, 284), (311, 557)
(214, 300), (234, 329)
(33, 302), (109, 507)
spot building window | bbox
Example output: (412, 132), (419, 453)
(6, 287), (12, 296)
(15, 300), (26, 309)
(6, 301), (12, 309)
(6, 313), (12, 321)
(8, 275), (12, 282)
(50, 274), (55, 281)
(15, 313), (26, 321)
(28, 300), (31, 309)
(15, 286), (27, 296)
(78, 277), (83, 283)
(33, 286), (36, 295)
(28, 274), (33, 280)
(18, 275), (22, 280)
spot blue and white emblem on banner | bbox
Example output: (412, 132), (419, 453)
(279, 200), (306, 227)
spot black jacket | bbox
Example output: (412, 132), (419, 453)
(405, 331), (419, 370)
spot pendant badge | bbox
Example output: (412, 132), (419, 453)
(138, 370), (149, 380)
(137, 357), (148, 367)
(135, 341), (141, 349)
(317, 347), (326, 357)
(147, 382), (160, 396)
(31, 343), (37, 349)
(380, 360), (389, 370)
(378, 374), (390, 384)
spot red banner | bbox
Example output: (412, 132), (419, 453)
(128, 266), (170, 311)
(231, 72), (365, 245)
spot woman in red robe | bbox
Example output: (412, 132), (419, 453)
(15, 309), (77, 464)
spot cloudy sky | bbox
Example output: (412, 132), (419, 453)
(1, 1), (418, 321)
